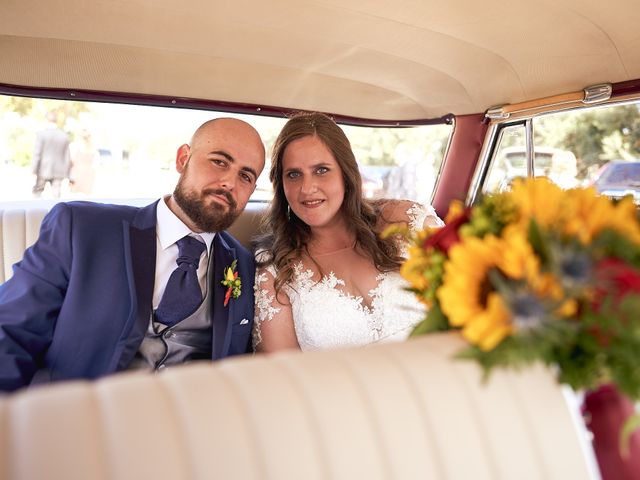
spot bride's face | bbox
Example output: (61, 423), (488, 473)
(281, 135), (346, 230)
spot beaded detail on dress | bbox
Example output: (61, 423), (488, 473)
(253, 202), (442, 351)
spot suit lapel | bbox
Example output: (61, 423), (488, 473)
(211, 233), (236, 359)
(115, 202), (158, 370)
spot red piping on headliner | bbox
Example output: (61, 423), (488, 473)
(0, 83), (452, 128)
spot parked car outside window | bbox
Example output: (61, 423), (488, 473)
(591, 160), (640, 203)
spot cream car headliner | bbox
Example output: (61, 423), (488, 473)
(0, 0), (638, 120)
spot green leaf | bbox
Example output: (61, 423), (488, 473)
(410, 303), (450, 336)
(527, 218), (551, 266)
(592, 229), (640, 266)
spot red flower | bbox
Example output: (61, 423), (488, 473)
(592, 258), (640, 310)
(423, 209), (471, 253)
(221, 260), (241, 307)
(223, 271), (239, 307)
(590, 257), (640, 345)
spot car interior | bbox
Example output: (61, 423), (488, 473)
(1, 0), (640, 479)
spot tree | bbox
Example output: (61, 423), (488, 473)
(535, 104), (640, 179)
(0, 95), (89, 167)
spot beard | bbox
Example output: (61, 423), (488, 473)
(173, 176), (240, 233)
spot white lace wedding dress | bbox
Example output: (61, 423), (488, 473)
(253, 202), (444, 351)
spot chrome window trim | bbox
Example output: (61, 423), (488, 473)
(430, 116), (456, 203)
(525, 118), (534, 176)
(466, 122), (501, 205)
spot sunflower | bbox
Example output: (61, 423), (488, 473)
(509, 177), (565, 227)
(400, 228), (446, 305)
(509, 177), (567, 229)
(437, 225), (556, 351)
(436, 235), (512, 350)
(498, 225), (576, 316)
(563, 187), (640, 245)
(496, 224), (539, 280)
(401, 244), (431, 292)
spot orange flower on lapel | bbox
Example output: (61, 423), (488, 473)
(221, 259), (241, 307)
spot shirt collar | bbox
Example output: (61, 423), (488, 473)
(156, 196), (215, 253)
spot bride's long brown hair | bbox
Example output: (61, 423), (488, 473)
(255, 112), (404, 296)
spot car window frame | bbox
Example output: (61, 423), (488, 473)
(468, 92), (640, 204)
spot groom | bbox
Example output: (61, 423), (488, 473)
(0, 118), (265, 392)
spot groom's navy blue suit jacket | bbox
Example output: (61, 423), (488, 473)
(0, 201), (255, 391)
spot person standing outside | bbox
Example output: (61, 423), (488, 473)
(32, 111), (71, 198)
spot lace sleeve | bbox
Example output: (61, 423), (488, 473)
(252, 264), (301, 353)
(380, 199), (444, 232)
(405, 202), (445, 232)
(379, 200), (445, 257)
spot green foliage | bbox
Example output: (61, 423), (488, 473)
(6, 125), (35, 167)
(552, 328), (603, 391)
(0, 95), (90, 167)
(457, 294), (640, 399)
(600, 295), (640, 399)
(344, 123), (452, 167)
(410, 302), (450, 336)
(423, 251), (445, 304)
(0, 96), (34, 116)
(534, 104), (640, 179)
(455, 330), (561, 382)
(527, 218), (551, 266)
(462, 192), (516, 238)
(591, 228), (640, 268)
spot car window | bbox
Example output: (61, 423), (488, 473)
(343, 123), (452, 206)
(482, 99), (640, 201)
(483, 124), (526, 193)
(0, 95), (451, 207)
(599, 163), (640, 184)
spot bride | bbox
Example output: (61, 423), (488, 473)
(253, 112), (444, 352)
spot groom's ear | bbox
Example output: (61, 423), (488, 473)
(175, 144), (191, 173)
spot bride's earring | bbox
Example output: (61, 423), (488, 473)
(286, 204), (291, 220)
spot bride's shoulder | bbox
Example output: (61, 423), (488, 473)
(375, 199), (444, 232)
(254, 249), (280, 283)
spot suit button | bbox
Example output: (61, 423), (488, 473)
(162, 330), (174, 339)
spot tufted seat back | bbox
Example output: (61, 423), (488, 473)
(0, 334), (598, 480)
(0, 208), (48, 284)
(0, 202), (267, 284)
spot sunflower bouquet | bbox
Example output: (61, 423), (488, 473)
(400, 177), (640, 403)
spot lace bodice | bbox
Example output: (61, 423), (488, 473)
(253, 201), (444, 351)
(256, 265), (428, 350)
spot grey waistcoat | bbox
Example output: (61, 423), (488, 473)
(129, 253), (214, 370)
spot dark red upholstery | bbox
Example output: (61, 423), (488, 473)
(432, 113), (488, 218)
(584, 385), (640, 480)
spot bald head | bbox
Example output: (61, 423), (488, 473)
(190, 118), (264, 157)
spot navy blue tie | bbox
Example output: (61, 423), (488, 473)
(155, 235), (207, 327)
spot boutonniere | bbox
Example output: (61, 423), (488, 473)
(221, 259), (241, 307)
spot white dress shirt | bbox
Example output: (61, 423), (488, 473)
(153, 196), (215, 309)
